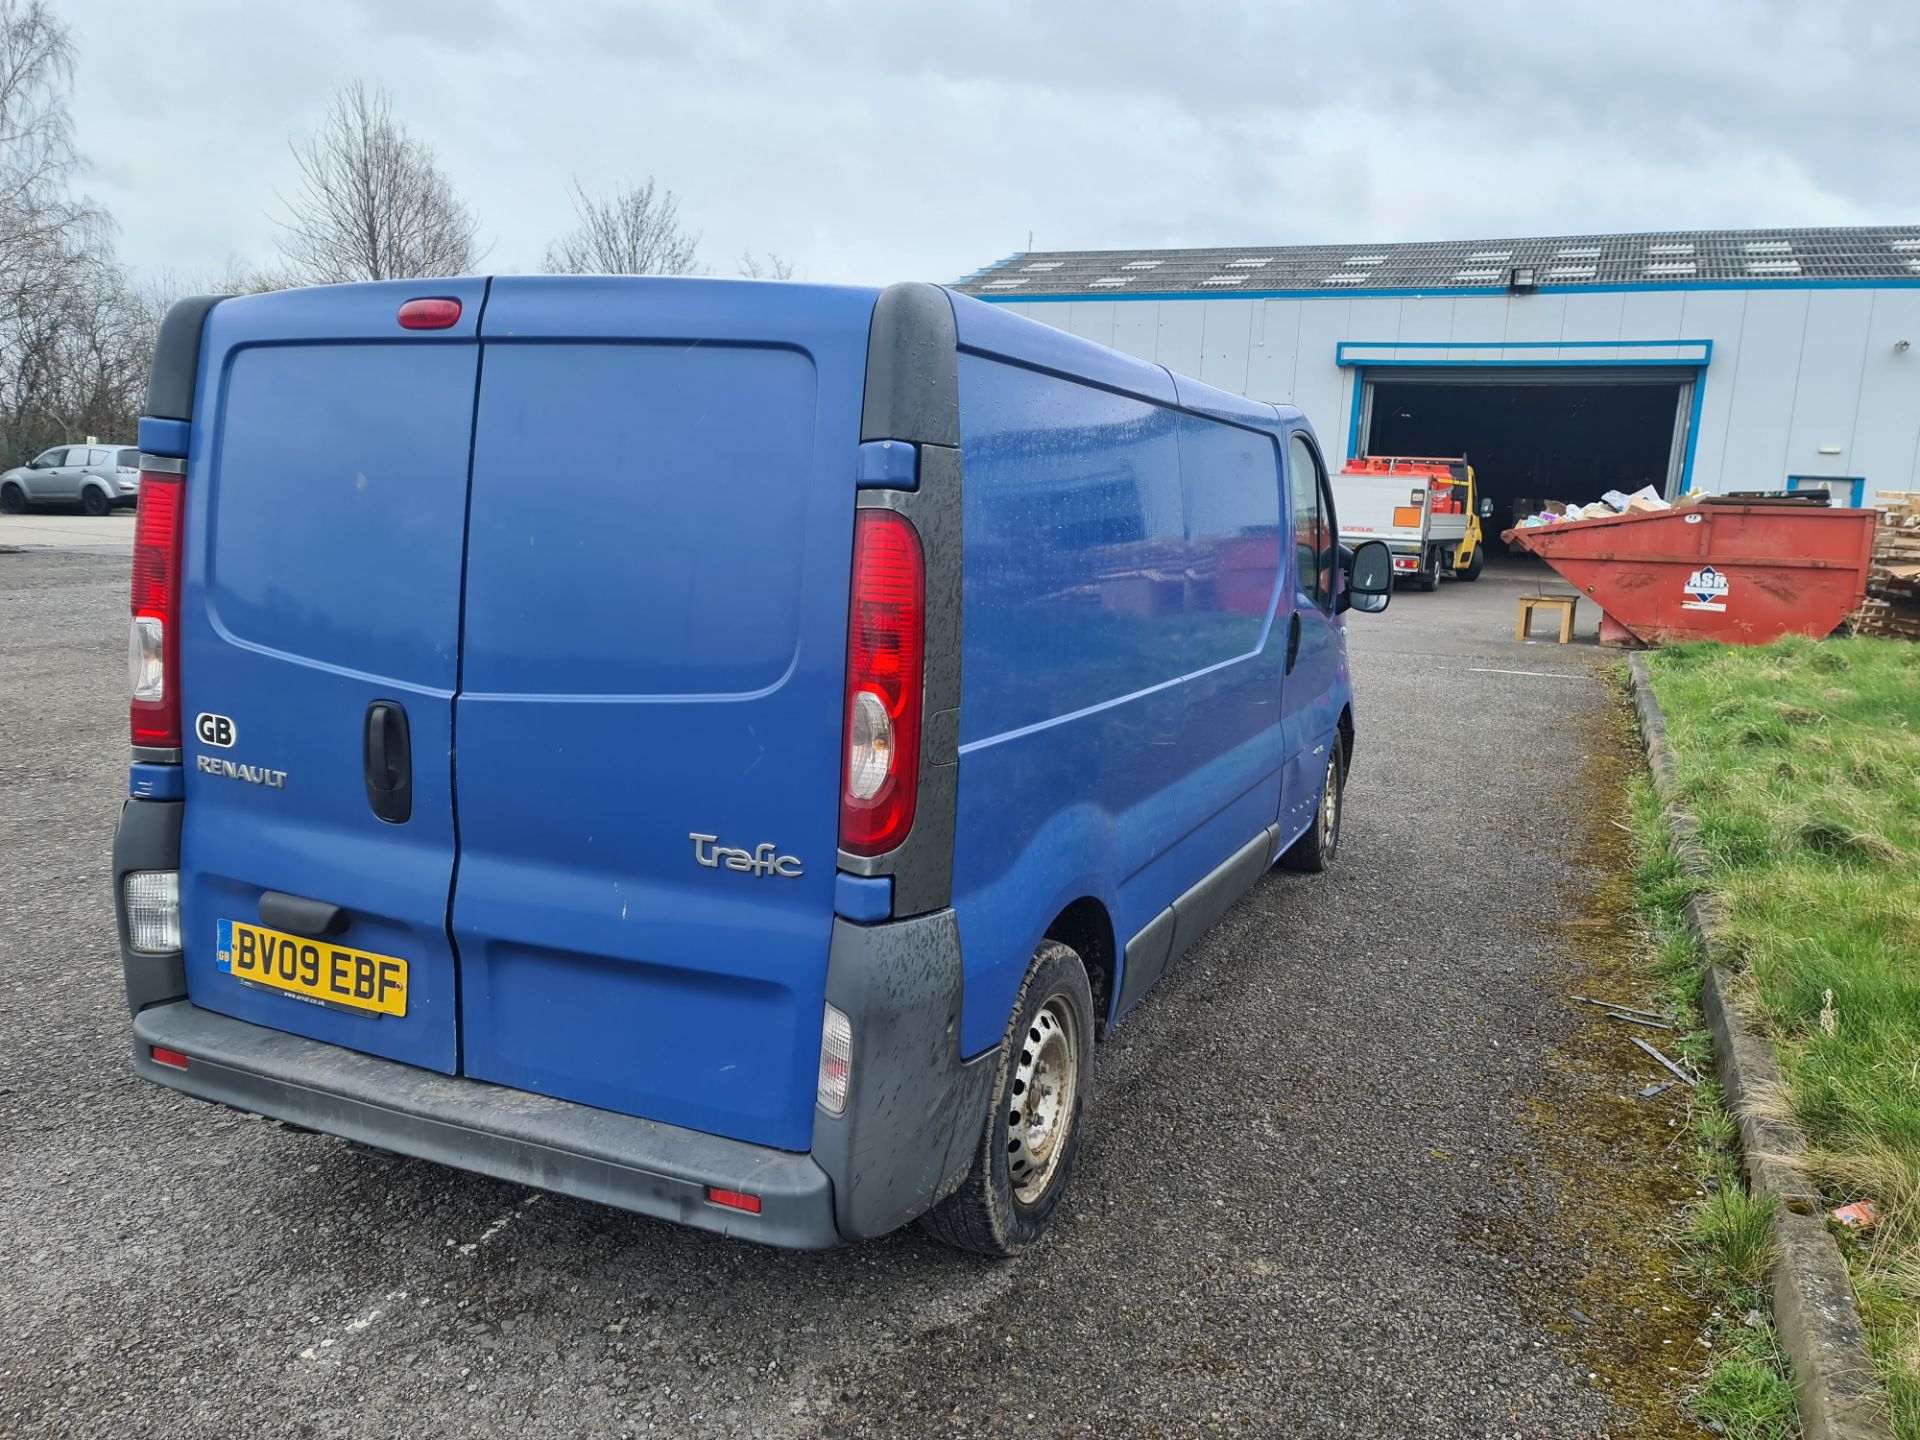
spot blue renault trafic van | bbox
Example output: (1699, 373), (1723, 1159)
(113, 279), (1392, 1254)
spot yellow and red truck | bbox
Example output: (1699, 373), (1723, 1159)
(1336, 455), (1490, 590)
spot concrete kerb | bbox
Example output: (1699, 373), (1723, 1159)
(1626, 652), (1894, 1440)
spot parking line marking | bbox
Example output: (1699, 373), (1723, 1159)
(1467, 667), (1588, 680)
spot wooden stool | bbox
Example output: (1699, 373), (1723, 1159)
(1516, 594), (1578, 643)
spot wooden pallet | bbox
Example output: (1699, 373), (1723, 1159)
(1849, 492), (1920, 638)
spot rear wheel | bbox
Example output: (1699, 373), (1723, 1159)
(80, 486), (111, 517)
(1280, 732), (1345, 873)
(0, 481), (24, 514)
(919, 940), (1094, 1257)
(1454, 544), (1484, 581)
(1415, 547), (1442, 592)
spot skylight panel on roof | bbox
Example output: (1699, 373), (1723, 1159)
(1228, 258), (1271, 267)
(983, 279), (1027, 289)
(1555, 247), (1602, 258)
(1645, 261), (1697, 274)
(1743, 241), (1792, 254)
(1022, 260), (1063, 271)
(1345, 255), (1387, 265)
(1452, 269), (1502, 281)
(1123, 259), (1163, 269)
(1548, 265), (1597, 279)
(1747, 260), (1802, 274)
(1324, 273), (1366, 284)
(1647, 243), (1695, 255)
(1892, 240), (1920, 252)
(1201, 275), (1246, 286)
(1467, 250), (1512, 262)
(1089, 276), (1133, 287)
(1908, 261), (1920, 274)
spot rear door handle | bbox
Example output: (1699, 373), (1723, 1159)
(1285, 611), (1303, 674)
(363, 700), (413, 825)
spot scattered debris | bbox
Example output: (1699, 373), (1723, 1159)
(1630, 1037), (1699, 1087)
(1637, 1081), (1677, 1100)
(1831, 1201), (1880, 1231)
(1605, 1010), (1674, 1030)
(1571, 994), (1676, 1023)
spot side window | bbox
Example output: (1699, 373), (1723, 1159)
(1288, 434), (1332, 611)
(32, 448), (67, 468)
(90, 447), (113, 466)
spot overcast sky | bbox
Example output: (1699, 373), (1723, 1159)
(66, 0), (1920, 287)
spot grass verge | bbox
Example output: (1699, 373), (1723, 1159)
(1638, 634), (1920, 1437)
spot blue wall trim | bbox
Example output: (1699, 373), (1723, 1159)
(1337, 338), (1713, 365)
(975, 278), (1920, 305)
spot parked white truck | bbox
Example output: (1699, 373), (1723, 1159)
(1335, 456), (1491, 591)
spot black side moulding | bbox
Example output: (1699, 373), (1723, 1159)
(145, 295), (226, 422)
(860, 282), (959, 447)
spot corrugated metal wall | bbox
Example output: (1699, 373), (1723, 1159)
(991, 289), (1920, 495)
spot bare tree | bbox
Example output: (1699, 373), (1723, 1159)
(737, 251), (794, 281)
(543, 177), (700, 276)
(0, 0), (132, 465)
(274, 81), (480, 284)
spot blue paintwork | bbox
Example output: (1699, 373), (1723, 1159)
(129, 763), (184, 800)
(980, 278), (1920, 305)
(945, 293), (1346, 1052)
(137, 416), (191, 457)
(834, 872), (893, 923)
(176, 278), (490, 1075)
(856, 439), (918, 490)
(451, 278), (877, 1151)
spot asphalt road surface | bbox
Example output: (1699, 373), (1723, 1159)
(3, 544), (1709, 1439)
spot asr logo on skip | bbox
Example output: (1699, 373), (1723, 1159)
(216, 918), (408, 1017)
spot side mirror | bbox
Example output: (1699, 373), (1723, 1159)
(1477, 497), (1494, 518)
(1342, 540), (1392, 615)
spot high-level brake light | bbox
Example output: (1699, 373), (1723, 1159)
(839, 510), (924, 856)
(397, 297), (462, 330)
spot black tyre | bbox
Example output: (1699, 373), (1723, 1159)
(1415, 548), (1441, 592)
(919, 940), (1095, 1257)
(1280, 732), (1345, 873)
(0, 481), (24, 514)
(80, 486), (111, 517)
(1455, 544), (1484, 581)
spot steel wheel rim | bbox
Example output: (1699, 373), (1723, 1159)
(1007, 996), (1080, 1205)
(1321, 753), (1342, 856)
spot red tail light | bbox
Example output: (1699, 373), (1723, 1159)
(839, 510), (924, 856)
(129, 467), (186, 748)
(149, 1046), (190, 1070)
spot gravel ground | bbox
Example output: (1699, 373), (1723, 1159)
(1, 548), (1684, 1439)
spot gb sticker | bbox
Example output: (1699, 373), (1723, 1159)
(194, 712), (238, 748)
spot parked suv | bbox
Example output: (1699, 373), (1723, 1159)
(1, 444), (140, 514)
(112, 280), (1394, 1254)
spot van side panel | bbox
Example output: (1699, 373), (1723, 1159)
(176, 280), (490, 1074)
(948, 303), (1291, 1053)
(450, 278), (877, 1152)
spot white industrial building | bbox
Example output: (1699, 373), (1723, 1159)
(953, 227), (1920, 523)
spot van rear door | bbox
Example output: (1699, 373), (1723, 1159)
(452, 278), (876, 1151)
(176, 280), (488, 1073)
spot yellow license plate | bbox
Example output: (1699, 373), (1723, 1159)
(216, 918), (408, 1017)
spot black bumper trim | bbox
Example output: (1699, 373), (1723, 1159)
(132, 1001), (840, 1250)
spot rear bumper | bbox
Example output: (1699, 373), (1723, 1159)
(117, 791), (997, 1248)
(133, 998), (844, 1248)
